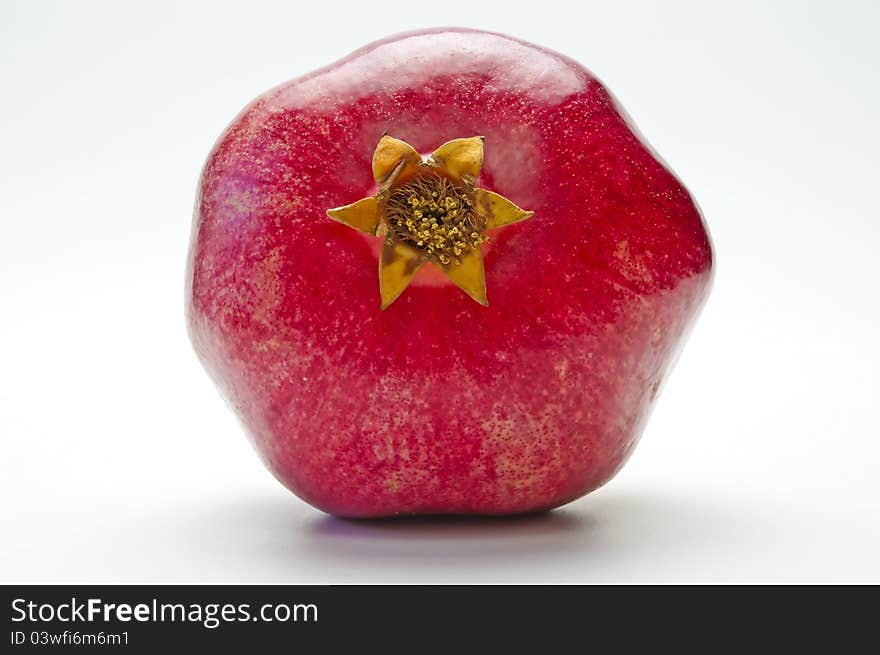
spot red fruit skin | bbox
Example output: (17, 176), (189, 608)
(186, 28), (713, 517)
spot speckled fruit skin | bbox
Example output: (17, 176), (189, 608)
(186, 28), (713, 517)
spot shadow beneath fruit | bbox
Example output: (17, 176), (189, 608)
(171, 488), (761, 582)
(311, 508), (590, 544)
(293, 508), (596, 577)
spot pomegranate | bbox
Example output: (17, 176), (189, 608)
(186, 28), (713, 517)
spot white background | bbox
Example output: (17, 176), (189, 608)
(2, 0), (878, 583)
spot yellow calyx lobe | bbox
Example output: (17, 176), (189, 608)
(326, 134), (533, 309)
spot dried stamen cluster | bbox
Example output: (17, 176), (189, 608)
(384, 173), (487, 266)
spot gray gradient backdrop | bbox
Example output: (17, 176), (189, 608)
(1, 0), (878, 582)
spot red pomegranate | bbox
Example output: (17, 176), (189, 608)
(186, 28), (713, 517)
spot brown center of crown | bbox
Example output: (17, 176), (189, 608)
(384, 172), (487, 266)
